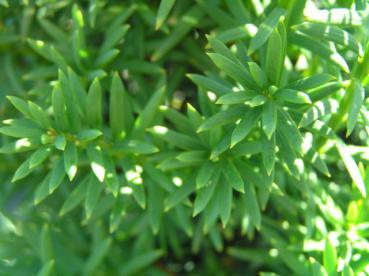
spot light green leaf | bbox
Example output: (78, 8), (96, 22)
(207, 53), (258, 89)
(87, 78), (103, 128)
(198, 106), (247, 132)
(85, 175), (103, 219)
(7, 96), (29, 116)
(336, 141), (366, 198)
(34, 175), (51, 205)
(100, 24), (130, 53)
(120, 250), (164, 276)
(29, 147), (51, 169)
(196, 161), (217, 189)
(54, 135), (66, 151)
(59, 175), (90, 216)
(37, 260), (54, 276)
(176, 150), (207, 163)
(347, 80), (364, 136)
(262, 101), (277, 140)
(149, 126), (202, 150)
(110, 72), (133, 138)
(231, 107), (261, 147)
(48, 158), (65, 193)
(248, 62), (267, 88)
(323, 236), (337, 276)
(218, 180), (232, 227)
(216, 91), (256, 105)
(148, 180), (164, 234)
(290, 33), (350, 73)
(12, 159), (33, 182)
(193, 182), (216, 217)
(156, 0), (176, 30)
(133, 79), (166, 137)
(165, 176), (195, 211)
(265, 27), (284, 85)
(294, 22), (361, 55)
(187, 74), (233, 96)
(86, 144), (105, 182)
(275, 88), (311, 104)
(262, 134), (276, 175)
(64, 142), (78, 181)
(77, 129), (102, 142)
(113, 140), (158, 154)
(52, 85), (69, 131)
(248, 7), (285, 55)
(223, 159), (244, 193)
(300, 99), (339, 127)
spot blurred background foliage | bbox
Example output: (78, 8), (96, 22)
(1, 0), (369, 275)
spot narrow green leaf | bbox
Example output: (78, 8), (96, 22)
(336, 141), (366, 198)
(341, 264), (355, 276)
(300, 99), (339, 127)
(275, 89), (312, 104)
(294, 22), (361, 55)
(305, 8), (362, 26)
(243, 180), (261, 229)
(52, 85), (69, 131)
(34, 175), (51, 205)
(77, 129), (102, 142)
(12, 159), (33, 182)
(248, 95), (267, 107)
(218, 180), (232, 227)
(87, 78), (102, 127)
(119, 250), (164, 276)
(54, 135), (66, 151)
(196, 161), (217, 189)
(165, 176), (195, 211)
(145, 165), (174, 192)
(187, 74), (233, 96)
(64, 142), (78, 181)
(113, 140), (158, 155)
(287, 74), (335, 91)
(248, 7), (285, 55)
(323, 236), (337, 276)
(48, 158), (65, 193)
(59, 175), (90, 216)
(156, 0), (176, 30)
(309, 257), (328, 276)
(262, 101), (277, 139)
(207, 35), (238, 63)
(147, 183), (164, 234)
(347, 80), (364, 136)
(290, 33), (350, 73)
(110, 72), (133, 138)
(133, 79), (166, 137)
(86, 144), (105, 182)
(216, 91), (257, 105)
(29, 147), (51, 169)
(176, 151), (207, 163)
(207, 53), (258, 89)
(193, 182), (216, 217)
(37, 260), (54, 276)
(231, 107), (261, 147)
(262, 134), (276, 175)
(278, 109), (304, 155)
(223, 159), (244, 193)
(104, 155), (120, 197)
(85, 175), (103, 219)
(0, 125), (43, 138)
(265, 28), (284, 85)
(100, 25), (130, 53)
(248, 62), (267, 88)
(198, 106), (247, 132)
(6, 96), (29, 116)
